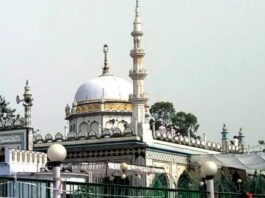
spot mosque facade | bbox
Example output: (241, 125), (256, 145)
(1, 0), (247, 188)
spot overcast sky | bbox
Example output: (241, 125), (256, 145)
(1, 0), (265, 147)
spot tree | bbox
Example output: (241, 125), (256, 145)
(172, 111), (199, 137)
(0, 95), (16, 121)
(149, 102), (175, 125)
(150, 101), (199, 137)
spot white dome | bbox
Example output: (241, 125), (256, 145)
(75, 75), (133, 103)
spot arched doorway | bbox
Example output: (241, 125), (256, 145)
(149, 173), (169, 198)
(151, 173), (169, 188)
(177, 170), (192, 189)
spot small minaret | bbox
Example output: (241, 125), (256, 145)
(101, 44), (112, 76)
(221, 124), (229, 153)
(16, 80), (33, 128)
(238, 128), (245, 152)
(129, 0), (148, 127)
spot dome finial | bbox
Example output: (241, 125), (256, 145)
(102, 44), (110, 75)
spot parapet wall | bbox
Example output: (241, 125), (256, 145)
(0, 148), (47, 175)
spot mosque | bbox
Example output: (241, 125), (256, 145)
(0, 0), (252, 189)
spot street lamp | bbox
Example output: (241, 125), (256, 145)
(120, 162), (129, 172)
(109, 163), (142, 185)
(120, 162), (129, 180)
(237, 178), (242, 192)
(201, 161), (218, 198)
(47, 143), (67, 198)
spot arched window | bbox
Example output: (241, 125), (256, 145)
(149, 174), (169, 197)
(79, 122), (89, 133)
(90, 121), (99, 134)
(177, 170), (192, 189)
(105, 120), (115, 129)
(117, 120), (127, 132)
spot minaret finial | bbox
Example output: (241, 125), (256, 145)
(102, 44), (110, 75)
(223, 124), (227, 132)
(239, 127), (242, 135)
(132, 0), (142, 33)
(136, 0), (139, 16)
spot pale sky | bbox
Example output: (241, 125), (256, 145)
(1, 0), (265, 147)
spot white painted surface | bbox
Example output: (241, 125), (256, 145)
(75, 75), (132, 103)
(0, 148), (47, 175)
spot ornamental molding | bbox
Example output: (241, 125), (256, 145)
(104, 103), (132, 111)
(66, 155), (134, 163)
(34, 135), (141, 147)
(66, 101), (132, 117)
(76, 103), (101, 113)
(0, 117), (27, 131)
(146, 150), (188, 165)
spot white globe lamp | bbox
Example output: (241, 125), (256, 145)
(120, 162), (129, 172)
(47, 143), (67, 162)
(47, 143), (67, 198)
(201, 161), (218, 179)
(121, 173), (127, 179)
(201, 161), (218, 198)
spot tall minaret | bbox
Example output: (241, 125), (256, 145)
(238, 128), (245, 152)
(16, 80), (33, 128)
(129, 0), (148, 127)
(221, 124), (229, 153)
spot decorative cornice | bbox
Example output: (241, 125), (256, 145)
(65, 101), (132, 119)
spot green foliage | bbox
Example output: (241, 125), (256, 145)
(172, 112), (199, 137)
(0, 95), (16, 121)
(150, 102), (175, 125)
(150, 101), (199, 137)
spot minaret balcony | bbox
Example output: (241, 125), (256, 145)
(130, 49), (145, 57)
(129, 93), (148, 103)
(129, 69), (147, 79)
(131, 30), (143, 37)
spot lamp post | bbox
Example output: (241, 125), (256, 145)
(120, 162), (129, 183)
(47, 144), (67, 198)
(201, 161), (218, 198)
(237, 178), (242, 192)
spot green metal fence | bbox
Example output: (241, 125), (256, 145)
(65, 181), (207, 198)
(0, 177), (264, 198)
(0, 177), (51, 198)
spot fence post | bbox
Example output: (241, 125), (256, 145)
(13, 175), (18, 198)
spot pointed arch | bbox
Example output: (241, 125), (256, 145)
(90, 121), (99, 134)
(79, 121), (89, 133)
(105, 119), (115, 129)
(117, 120), (128, 132)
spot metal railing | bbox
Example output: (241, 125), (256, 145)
(0, 177), (51, 198)
(0, 176), (264, 198)
(65, 182), (207, 198)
